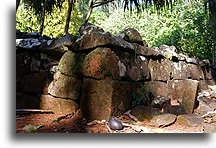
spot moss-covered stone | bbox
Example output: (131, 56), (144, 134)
(48, 71), (82, 100)
(58, 50), (85, 77)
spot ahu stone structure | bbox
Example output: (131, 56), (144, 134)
(16, 24), (215, 120)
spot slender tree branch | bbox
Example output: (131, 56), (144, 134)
(84, 0), (115, 23)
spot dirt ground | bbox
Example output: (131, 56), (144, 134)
(16, 109), (207, 133)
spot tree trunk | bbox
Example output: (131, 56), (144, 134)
(212, 16), (216, 65)
(64, 0), (73, 35)
(16, 0), (20, 11)
(39, 7), (46, 35)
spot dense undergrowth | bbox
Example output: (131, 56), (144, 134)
(16, 0), (215, 61)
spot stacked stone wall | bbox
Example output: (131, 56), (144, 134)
(16, 24), (215, 120)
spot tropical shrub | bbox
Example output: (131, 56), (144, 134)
(89, 0), (214, 60)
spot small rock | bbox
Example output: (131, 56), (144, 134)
(198, 105), (213, 116)
(149, 113), (177, 127)
(197, 96), (216, 111)
(176, 114), (204, 127)
(151, 96), (171, 109)
(171, 100), (180, 105)
(208, 85), (216, 92)
(107, 117), (123, 130)
(131, 106), (162, 121)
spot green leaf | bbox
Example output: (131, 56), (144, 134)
(22, 124), (43, 132)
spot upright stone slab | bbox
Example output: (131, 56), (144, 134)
(181, 80), (199, 113)
(167, 79), (199, 113)
(80, 78), (139, 120)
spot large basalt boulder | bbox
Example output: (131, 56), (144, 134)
(40, 94), (79, 114)
(58, 50), (85, 76)
(148, 59), (172, 81)
(171, 61), (188, 80)
(39, 34), (78, 57)
(139, 47), (163, 57)
(79, 23), (104, 35)
(75, 26), (144, 54)
(167, 79), (198, 103)
(83, 47), (120, 79)
(127, 55), (150, 81)
(167, 79), (199, 113)
(16, 38), (41, 49)
(75, 31), (114, 51)
(123, 28), (143, 45)
(80, 78), (139, 120)
(181, 80), (199, 113)
(187, 64), (204, 80)
(48, 71), (82, 100)
(159, 45), (178, 60)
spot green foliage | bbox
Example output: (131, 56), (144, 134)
(131, 84), (152, 107)
(89, 0), (214, 60)
(16, 4), (40, 32)
(16, 1), (83, 37)
(22, 124), (43, 132)
(22, 0), (64, 15)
